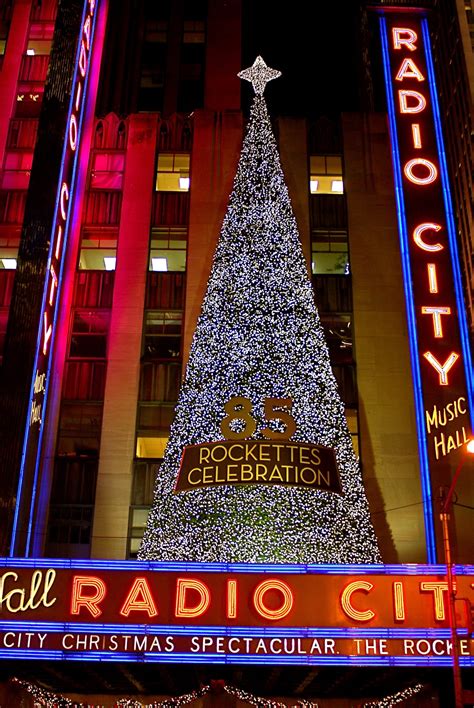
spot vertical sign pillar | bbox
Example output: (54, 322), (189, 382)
(379, 11), (474, 561)
(0, 0), (102, 556)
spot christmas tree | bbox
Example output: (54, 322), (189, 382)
(139, 57), (381, 563)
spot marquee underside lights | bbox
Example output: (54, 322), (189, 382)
(0, 560), (472, 666)
(380, 14), (474, 561)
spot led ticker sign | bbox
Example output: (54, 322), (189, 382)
(0, 560), (472, 666)
(379, 14), (474, 561)
(13, 0), (100, 555)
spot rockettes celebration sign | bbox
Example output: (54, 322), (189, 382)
(138, 57), (381, 565)
(0, 560), (472, 666)
(379, 13), (474, 559)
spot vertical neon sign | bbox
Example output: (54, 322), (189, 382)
(11, 0), (100, 556)
(379, 13), (473, 561)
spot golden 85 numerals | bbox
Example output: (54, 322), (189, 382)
(220, 396), (296, 440)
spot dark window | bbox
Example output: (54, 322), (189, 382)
(139, 360), (181, 401)
(69, 310), (110, 359)
(142, 310), (182, 359)
(63, 360), (107, 400)
(73, 270), (115, 308)
(146, 272), (186, 309)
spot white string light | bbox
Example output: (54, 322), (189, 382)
(139, 59), (381, 564)
(363, 682), (425, 706)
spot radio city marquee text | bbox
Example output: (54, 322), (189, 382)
(0, 567), (472, 662)
(386, 20), (471, 463)
(29, 0), (97, 431)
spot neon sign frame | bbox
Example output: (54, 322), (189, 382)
(12, 0), (100, 556)
(379, 14), (474, 562)
(0, 559), (472, 666)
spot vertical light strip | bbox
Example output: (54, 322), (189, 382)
(379, 16), (437, 562)
(421, 18), (474, 419)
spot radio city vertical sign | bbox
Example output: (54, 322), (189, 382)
(0, 0), (101, 556)
(379, 13), (474, 561)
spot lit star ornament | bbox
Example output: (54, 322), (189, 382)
(238, 55), (281, 95)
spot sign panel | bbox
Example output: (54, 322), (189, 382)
(10, 0), (100, 555)
(379, 14), (474, 561)
(176, 440), (341, 493)
(0, 560), (472, 666)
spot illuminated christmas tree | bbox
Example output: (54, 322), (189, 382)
(139, 57), (381, 563)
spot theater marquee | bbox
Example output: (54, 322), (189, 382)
(0, 560), (472, 666)
(379, 12), (474, 561)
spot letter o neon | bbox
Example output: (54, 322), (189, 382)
(69, 114), (77, 151)
(253, 579), (294, 620)
(404, 158), (437, 185)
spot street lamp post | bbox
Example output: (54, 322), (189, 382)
(439, 438), (474, 708)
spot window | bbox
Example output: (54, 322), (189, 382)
(78, 229), (118, 271)
(149, 226), (187, 271)
(73, 271), (115, 308)
(83, 191), (122, 225)
(143, 310), (182, 359)
(69, 310), (110, 358)
(139, 360), (181, 401)
(155, 153), (190, 192)
(183, 20), (205, 43)
(312, 229), (349, 275)
(310, 155), (344, 194)
(90, 152), (124, 190)
(7, 119), (38, 149)
(128, 507), (151, 557)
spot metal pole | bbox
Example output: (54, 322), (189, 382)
(440, 496), (463, 708)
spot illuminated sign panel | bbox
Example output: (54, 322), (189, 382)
(12, 0), (100, 555)
(379, 15), (473, 561)
(176, 440), (341, 492)
(0, 560), (472, 665)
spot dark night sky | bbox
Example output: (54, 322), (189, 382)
(242, 1), (362, 116)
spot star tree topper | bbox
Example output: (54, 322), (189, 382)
(238, 55), (281, 96)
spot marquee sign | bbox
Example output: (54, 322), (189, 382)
(12, 0), (100, 556)
(0, 559), (472, 666)
(379, 13), (474, 561)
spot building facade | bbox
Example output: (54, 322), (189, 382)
(0, 0), (472, 703)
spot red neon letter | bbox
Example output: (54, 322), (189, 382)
(427, 264), (439, 293)
(398, 90), (426, 114)
(395, 58), (425, 82)
(423, 351), (459, 385)
(393, 582), (406, 621)
(411, 123), (422, 148)
(340, 581), (375, 622)
(79, 40), (87, 78)
(69, 114), (77, 151)
(120, 577), (158, 617)
(404, 158), (437, 185)
(48, 265), (58, 306)
(42, 312), (52, 355)
(227, 579), (237, 619)
(421, 306), (451, 338)
(413, 223), (443, 252)
(75, 81), (82, 112)
(71, 576), (106, 618)
(253, 579), (294, 620)
(54, 225), (63, 259)
(392, 27), (418, 51)
(420, 582), (448, 620)
(60, 182), (69, 220)
(175, 578), (210, 618)
(83, 15), (91, 50)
